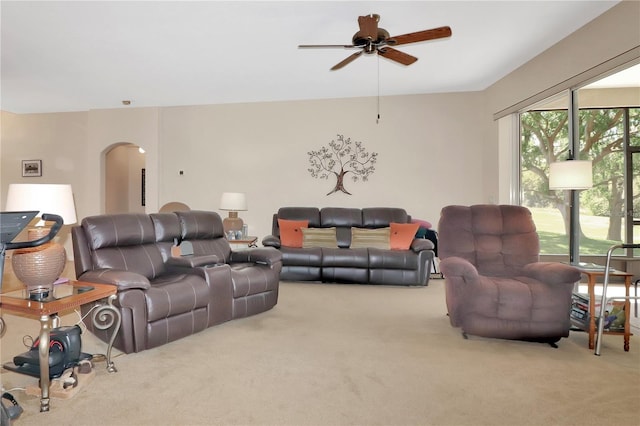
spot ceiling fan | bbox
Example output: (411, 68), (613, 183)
(298, 14), (452, 71)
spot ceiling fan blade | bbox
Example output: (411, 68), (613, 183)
(378, 47), (418, 66)
(387, 26), (452, 46)
(331, 51), (364, 71)
(298, 44), (356, 49)
(358, 14), (379, 40)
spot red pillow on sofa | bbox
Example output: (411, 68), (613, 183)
(278, 219), (309, 248)
(390, 222), (420, 250)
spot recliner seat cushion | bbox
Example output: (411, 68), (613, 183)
(321, 248), (369, 268)
(145, 273), (210, 322)
(230, 264), (279, 298)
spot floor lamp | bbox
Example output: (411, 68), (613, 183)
(549, 159), (593, 265)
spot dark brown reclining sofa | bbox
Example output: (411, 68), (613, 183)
(72, 210), (282, 353)
(262, 207), (434, 286)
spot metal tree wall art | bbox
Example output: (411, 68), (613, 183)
(307, 134), (378, 195)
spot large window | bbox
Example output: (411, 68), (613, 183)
(519, 81), (640, 256)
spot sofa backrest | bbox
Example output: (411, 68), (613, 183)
(272, 207), (321, 238)
(271, 207), (412, 248)
(438, 204), (540, 277)
(150, 212), (183, 261)
(320, 208), (362, 248)
(362, 208), (409, 227)
(75, 213), (168, 279)
(176, 210), (232, 262)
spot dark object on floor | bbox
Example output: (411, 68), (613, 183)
(5, 325), (91, 379)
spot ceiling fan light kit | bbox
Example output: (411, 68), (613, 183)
(299, 14), (452, 70)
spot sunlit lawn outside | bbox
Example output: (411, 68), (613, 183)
(529, 207), (624, 255)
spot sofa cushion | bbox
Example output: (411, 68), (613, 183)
(320, 208), (362, 227)
(321, 248), (369, 268)
(302, 227), (338, 248)
(90, 245), (167, 280)
(230, 263), (280, 298)
(368, 249), (419, 269)
(350, 227), (390, 249)
(278, 219), (308, 248)
(277, 207), (321, 228)
(390, 222), (420, 250)
(83, 214), (156, 250)
(362, 208), (408, 228)
(145, 273), (210, 322)
(279, 247), (323, 266)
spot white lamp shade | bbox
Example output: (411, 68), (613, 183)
(549, 160), (593, 190)
(6, 183), (78, 224)
(220, 192), (247, 211)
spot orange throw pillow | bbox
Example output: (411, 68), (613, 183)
(278, 219), (309, 248)
(390, 222), (420, 250)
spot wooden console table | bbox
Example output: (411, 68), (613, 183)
(576, 268), (632, 351)
(0, 281), (121, 412)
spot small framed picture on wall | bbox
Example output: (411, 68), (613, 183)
(22, 160), (42, 177)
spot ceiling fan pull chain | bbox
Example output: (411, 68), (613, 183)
(377, 55), (381, 124)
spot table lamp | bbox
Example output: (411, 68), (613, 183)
(549, 159), (593, 265)
(5, 184), (77, 299)
(220, 192), (247, 234)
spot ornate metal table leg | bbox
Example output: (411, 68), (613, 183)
(91, 294), (121, 373)
(38, 314), (53, 412)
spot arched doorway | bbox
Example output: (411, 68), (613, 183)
(104, 143), (146, 214)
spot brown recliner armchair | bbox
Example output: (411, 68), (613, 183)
(438, 205), (581, 345)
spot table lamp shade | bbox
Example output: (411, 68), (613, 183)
(5, 184), (77, 299)
(220, 192), (247, 211)
(6, 184), (77, 224)
(549, 160), (593, 190)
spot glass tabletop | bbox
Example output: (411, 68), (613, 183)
(2, 283), (95, 302)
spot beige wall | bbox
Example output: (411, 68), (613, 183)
(1, 1), (638, 247)
(0, 110), (88, 253)
(159, 92), (486, 237)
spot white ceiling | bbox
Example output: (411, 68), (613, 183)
(1, 1), (624, 114)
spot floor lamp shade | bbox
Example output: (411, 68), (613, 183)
(549, 160), (593, 190)
(548, 160), (593, 265)
(5, 184), (77, 298)
(220, 192), (247, 234)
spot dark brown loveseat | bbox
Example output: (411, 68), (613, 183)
(262, 207), (434, 286)
(72, 210), (282, 353)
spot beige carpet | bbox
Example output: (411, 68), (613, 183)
(1, 279), (639, 426)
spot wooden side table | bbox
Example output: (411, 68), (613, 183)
(0, 281), (121, 412)
(576, 268), (632, 351)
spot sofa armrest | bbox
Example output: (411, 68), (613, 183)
(229, 247), (283, 266)
(261, 235), (281, 249)
(78, 269), (151, 291)
(439, 257), (479, 281)
(522, 262), (581, 285)
(166, 254), (220, 268)
(411, 238), (434, 252)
